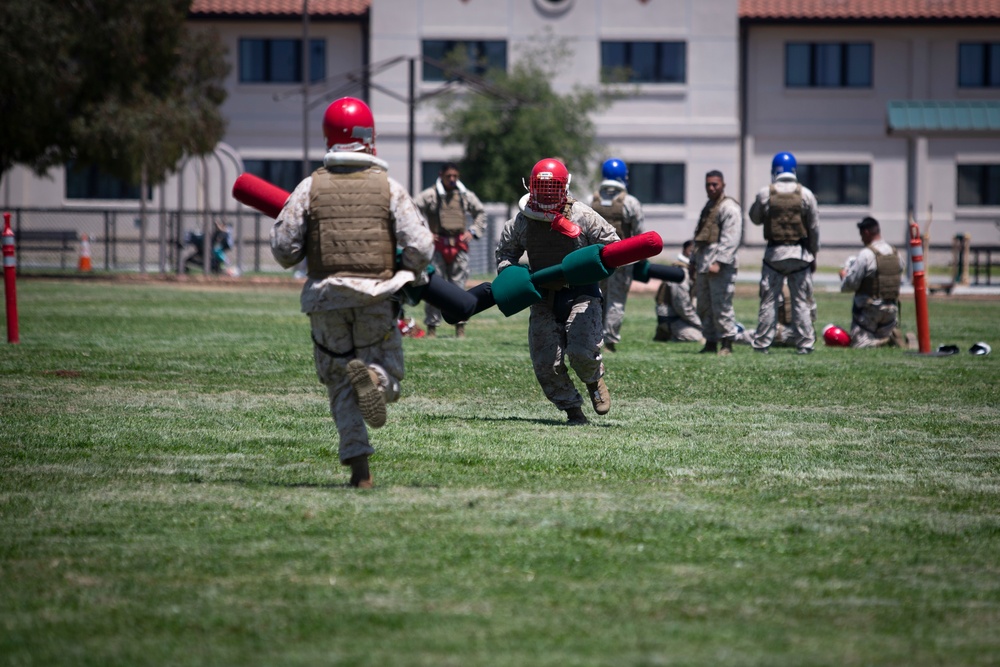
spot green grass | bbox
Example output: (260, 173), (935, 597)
(1, 279), (998, 666)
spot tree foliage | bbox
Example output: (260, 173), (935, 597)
(432, 38), (619, 209)
(0, 0), (228, 186)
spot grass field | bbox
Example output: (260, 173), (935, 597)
(1, 277), (998, 666)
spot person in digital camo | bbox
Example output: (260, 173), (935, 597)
(590, 158), (644, 352)
(749, 152), (820, 355)
(413, 162), (488, 338)
(496, 158), (620, 425)
(270, 97), (433, 488)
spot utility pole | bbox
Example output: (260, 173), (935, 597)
(302, 0), (310, 179)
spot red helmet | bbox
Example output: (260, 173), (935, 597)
(822, 324), (851, 347)
(528, 158), (570, 211)
(322, 97), (375, 152)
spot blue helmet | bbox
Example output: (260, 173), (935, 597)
(601, 158), (628, 185)
(771, 152), (796, 180)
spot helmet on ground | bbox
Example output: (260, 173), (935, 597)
(822, 323), (850, 347)
(601, 158), (628, 186)
(771, 152), (797, 180)
(969, 342), (991, 356)
(322, 97), (375, 153)
(528, 158), (570, 211)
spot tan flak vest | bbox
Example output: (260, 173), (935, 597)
(306, 166), (396, 280)
(428, 190), (467, 236)
(525, 200), (580, 272)
(693, 196), (734, 244)
(765, 184), (807, 244)
(858, 245), (901, 301)
(590, 191), (626, 238)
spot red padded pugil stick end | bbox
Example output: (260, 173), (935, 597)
(599, 231), (663, 268)
(232, 173), (290, 219)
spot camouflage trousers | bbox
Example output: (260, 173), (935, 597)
(753, 262), (815, 351)
(694, 263), (739, 342)
(309, 301), (403, 463)
(600, 269), (633, 344)
(655, 319), (704, 342)
(424, 249), (471, 327)
(528, 294), (605, 411)
(850, 301), (900, 348)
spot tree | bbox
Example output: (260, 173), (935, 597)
(0, 0), (228, 187)
(433, 38), (621, 214)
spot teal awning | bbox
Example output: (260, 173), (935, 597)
(887, 100), (1000, 135)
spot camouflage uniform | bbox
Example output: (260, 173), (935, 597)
(590, 182), (645, 346)
(749, 173), (820, 353)
(412, 180), (487, 329)
(691, 196), (743, 344)
(271, 152), (433, 463)
(496, 200), (620, 411)
(840, 239), (904, 348)
(654, 255), (703, 342)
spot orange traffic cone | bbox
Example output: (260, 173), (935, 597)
(78, 234), (92, 272)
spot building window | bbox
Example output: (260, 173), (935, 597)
(422, 40), (507, 82)
(958, 43), (1000, 88)
(601, 41), (686, 84)
(239, 38), (325, 84)
(421, 161), (451, 191)
(786, 43), (872, 88)
(628, 163), (685, 205)
(957, 164), (1000, 206)
(797, 164), (870, 206)
(243, 159), (322, 195)
(65, 161), (151, 201)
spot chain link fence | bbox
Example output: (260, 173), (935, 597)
(5, 204), (511, 277)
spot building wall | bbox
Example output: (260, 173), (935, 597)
(742, 23), (1000, 250)
(370, 0), (741, 249)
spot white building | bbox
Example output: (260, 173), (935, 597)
(3, 0), (998, 272)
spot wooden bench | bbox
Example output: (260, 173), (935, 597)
(16, 230), (80, 269)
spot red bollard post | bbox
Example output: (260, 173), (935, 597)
(2, 212), (19, 344)
(909, 220), (930, 354)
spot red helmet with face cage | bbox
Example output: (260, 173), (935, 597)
(528, 158), (570, 211)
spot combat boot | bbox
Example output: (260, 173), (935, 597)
(426, 325), (437, 338)
(346, 359), (386, 428)
(347, 454), (373, 489)
(566, 407), (589, 425)
(718, 337), (733, 357)
(586, 378), (611, 415)
(455, 324), (466, 338)
(699, 341), (717, 354)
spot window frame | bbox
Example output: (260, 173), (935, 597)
(956, 164), (1000, 206)
(796, 163), (871, 206)
(238, 37), (326, 84)
(958, 42), (1000, 88)
(785, 42), (872, 88)
(64, 161), (152, 202)
(421, 39), (508, 82)
(626, 162), (686, 205)
(600, 40), (687, 84)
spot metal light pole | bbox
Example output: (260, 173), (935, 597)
(302, 0), (310, 179)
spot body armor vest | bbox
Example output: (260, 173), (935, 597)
(306, 166), (395, 280)
(858, 246), (901, 301)
(428, 191), (466, 235)
(525, 201), (580, 271)
(693, 196), (730, 244)
(765, 184), (807, 244)
(590, 191), (626, 238)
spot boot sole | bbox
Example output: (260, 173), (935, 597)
(347, 360), (387, 428)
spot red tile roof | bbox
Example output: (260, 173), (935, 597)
(189, 0), (369, 18)
(740, 0), (1000, 20)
